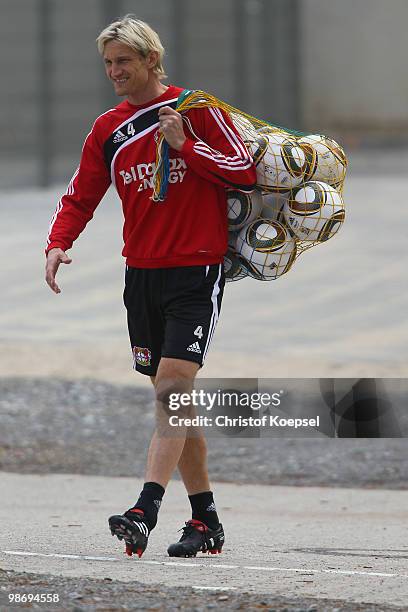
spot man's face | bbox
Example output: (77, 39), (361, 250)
(103, 40), (154, 98)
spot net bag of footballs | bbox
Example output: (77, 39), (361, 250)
(152, 89), (348, 282)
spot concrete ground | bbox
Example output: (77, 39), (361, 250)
(1, 473), (408, 609)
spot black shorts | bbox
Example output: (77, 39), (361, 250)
(124, 264), (225, 376)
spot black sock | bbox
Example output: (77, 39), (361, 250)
(132, 482), (165, 530)
(188, 491), (220, 530)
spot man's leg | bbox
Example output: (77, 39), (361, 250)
(145, 357), (199, 487)
(149, 375), (210, 494)
(149, 358), (223, 556)
(150, 365), (220, 528)
(177, 434), (210, 494)
(151, 366), (218, 512)
(108, 357), (197, 558)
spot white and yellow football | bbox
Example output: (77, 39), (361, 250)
(298, 134), (347, 187)
(223, 245), (247, 281)
(230, 112), (258, 142)
(227, 189), (263, 231)
(236, 219), (297, 280)
(283, 181), (345, 242)
(245, 133), (313, 193)
(260, 192), (288, 223)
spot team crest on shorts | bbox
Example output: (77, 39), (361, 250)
(133, 346), (151, 367)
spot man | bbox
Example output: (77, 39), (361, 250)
(45, 15), (256, 558)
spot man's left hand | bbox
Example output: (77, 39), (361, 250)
(158, 106), (186, 151)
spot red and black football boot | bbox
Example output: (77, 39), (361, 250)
(167, 519), (224, 558)
(108, 508), (150, 558)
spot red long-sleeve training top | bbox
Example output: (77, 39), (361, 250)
(46, 85), (257, 268)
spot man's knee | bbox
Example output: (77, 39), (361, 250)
(155, 378), (194, 419)
(154, 358), (199, 418)
(154, 358), (198, 402)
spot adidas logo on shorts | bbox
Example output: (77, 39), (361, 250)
(187, 341), (201, 354)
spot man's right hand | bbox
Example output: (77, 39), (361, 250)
(45, 248), (72, 294)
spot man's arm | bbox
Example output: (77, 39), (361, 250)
(45, 124), (111, 293)
(158, 105), (257, 191)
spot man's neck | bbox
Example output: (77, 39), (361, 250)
(127, 81), (169, 106)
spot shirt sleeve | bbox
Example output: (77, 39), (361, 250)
(180, 106), (257, 192)
(45, 122), (111, 254)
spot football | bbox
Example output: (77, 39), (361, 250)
(245, 133), (313, 193)
(236, 218), (297, 280)
(298, 134), (347, 187)
(227, 189), (263, 231)
(260, 192), (288, 223)
(224, 245), (248, 281)
(283, 181), (345, 242)
(230, 112), (258, 142)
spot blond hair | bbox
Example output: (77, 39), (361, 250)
(96, 15), (167, 80)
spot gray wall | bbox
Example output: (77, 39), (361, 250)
(301, 0), (408, 136)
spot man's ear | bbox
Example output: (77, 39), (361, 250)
(146, 50), (159, 70)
